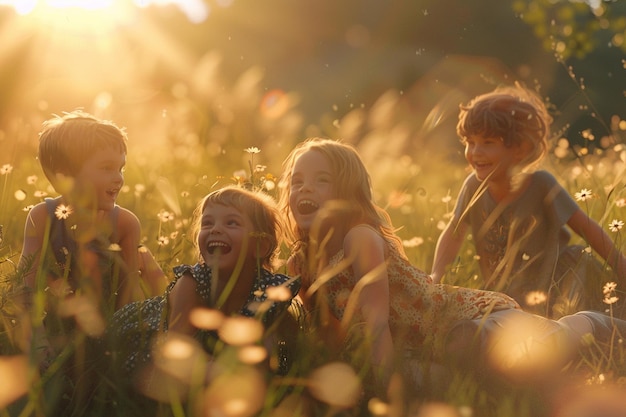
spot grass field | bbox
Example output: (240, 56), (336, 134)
(0, 48), (626, 416)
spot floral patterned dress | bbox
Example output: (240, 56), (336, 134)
(321, 227), (520, 358)
(110, 263), (300, 374)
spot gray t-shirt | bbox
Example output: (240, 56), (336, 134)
(452, 170), (580, 310)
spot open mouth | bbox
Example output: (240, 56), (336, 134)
(207, 241), (231, 255)
(106, 189), (119, 198)
(297, 199), (319, 215)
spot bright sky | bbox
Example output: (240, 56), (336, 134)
(0, 0), (212, 23)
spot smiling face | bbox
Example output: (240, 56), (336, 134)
(73, 145), (125, 211)
(288, 149), (335, 233)
(464, 135), (521, 183)
(198, 203), (257, 275)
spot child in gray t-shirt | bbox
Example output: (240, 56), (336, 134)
(431, 84), (626, 318)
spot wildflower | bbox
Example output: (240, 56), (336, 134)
(525, 291), (547, 306)
(33, 191), (48, 198)
(254, 164), (267, 173)
(521, 253), (530, 261)
(157, 236), (170, 246)
(263, 179), (276, 191)
(54, 204), (73, 220)
(134, 184), (146, 196)
(442, 194), (452, 203)
(402, 236), (424, 248)
(609, 219), (624, 232)
(157, 210), (174, 223)
(245, 147), (261, 154)
(14, 190), (26, 201)
(233, 169), (247, 180)
(22, 205), (34, 212)
(26, 175), (37, 185)
(616, 198), (626, 208)
(0, 164), (13, 175)
(603, 296), (619, 305)
(603, 281), (617, 295)
(575, 188), (592, 202)
(107, 243), (122, 252)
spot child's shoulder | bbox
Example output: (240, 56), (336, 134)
(27, 198), (60, 221)
(528, 170), (563, 190)
(114, 205), (141, 227)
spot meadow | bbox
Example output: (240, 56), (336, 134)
(0, 38), (626, 417)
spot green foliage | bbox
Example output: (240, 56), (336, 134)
(513, 0), (626, 59)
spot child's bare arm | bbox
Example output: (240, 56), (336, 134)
(344, 225), (393, 381)
(567, 208), (626, 279)
(19, 203), (49, 291)
(167, 274), (203, 336)
(431, 218), (468, 284)
(116, 208), (144, 308)
(138, 245), (168, 296)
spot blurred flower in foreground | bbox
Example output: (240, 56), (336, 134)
(0, 355), (29, 408)
(202, 365), (266, 417)
(218, 316), (264, 346)
(402, 236), (424, 248)
(189, 307), (225, 330)
(609, 219), (624, 232)
(14, 189), (26, 201)
(308, 362), (361, 408)
(58, 295), (105, 337)
(136, 333), (207, 403)
(525, 291), (547, 306)
(575, 188), (593, 202)
(265, 285), (292, 302)
(414, 402), (463, 417)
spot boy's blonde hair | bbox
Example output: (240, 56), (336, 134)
(191, 186), (282, 269)
(38, 110), (128, 186)
(457, 84), (552, 171)
(278, 138), (405, 256)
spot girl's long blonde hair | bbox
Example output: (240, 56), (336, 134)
(278, 138), (405, 257)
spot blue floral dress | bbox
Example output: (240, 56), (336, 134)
(110, 263), (300, 374)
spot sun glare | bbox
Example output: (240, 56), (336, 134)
(0, 0), (211, 23)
